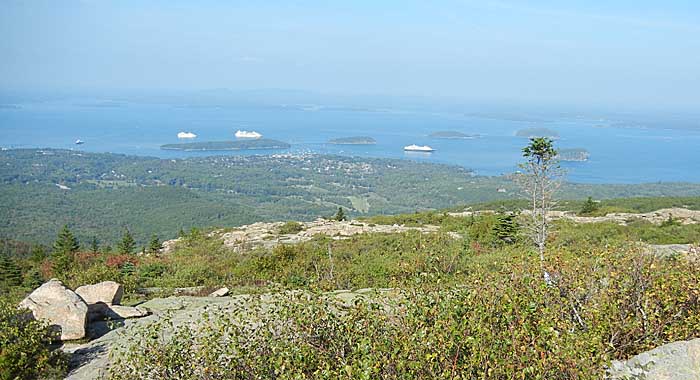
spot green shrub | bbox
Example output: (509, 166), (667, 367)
(0, 299), (66, 380)
(278, 221), (304, 235)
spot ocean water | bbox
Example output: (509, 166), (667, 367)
(1, 100), (699, 184)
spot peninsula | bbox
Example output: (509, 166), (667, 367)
(429, 131), (479, 139)
(328, 136), (376, 145)
(161, 139), (290, 151)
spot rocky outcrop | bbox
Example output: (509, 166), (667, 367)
(209, 287), (230, 297)
(607, 338), (700, 379)
(63, 289), (399, 379)
(159, 219), (444, 254)
(19, 279), (88, 341)
(450, 208), (700, 226)
(75, 281), (123, 305)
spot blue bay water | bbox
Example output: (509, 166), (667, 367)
(1, 101), (699, 184)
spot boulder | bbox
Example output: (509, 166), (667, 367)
(75, 281), (124, 305)
(608, 338), (700, 379)
(19, 279), (88, 341)
(209, 287), (230, 297)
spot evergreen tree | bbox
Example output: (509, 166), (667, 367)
(90, 236), (100, 253)
(493, 213), (518, 245)
(148, 234), (162, 254)
(117, 229), (136, 254)
(52, 225), (79, 273)
(0, 253), (23, 289)
(334, 207), (346, 221)
(22, 268), (44, 289)
(53, 225), (79, 256)
(30, 245), (47, 263)
(120, 261), (136, 277)
(580, 197), (599, 215)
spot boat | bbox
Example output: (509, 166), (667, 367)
(235, 130), (262, 139)
(177, 132), (197, 139)
(75, 139), (84, 145)
(403, 144), (435, 152)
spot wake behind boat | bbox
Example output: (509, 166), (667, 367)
(235, 130), (262, 139)
(404, 144), (435, 152)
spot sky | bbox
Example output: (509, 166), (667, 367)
(1, 0), (699, 110)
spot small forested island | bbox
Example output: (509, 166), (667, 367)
(429, 131), (479, 139)
(161, 139), (290, 151)
(328, 136), (376, 145)
(558, 148), (590, 162)
(515, 128), (560, 139)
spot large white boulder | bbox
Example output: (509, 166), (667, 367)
(75, 281), (124, 305)
(19, 279), (88, 341)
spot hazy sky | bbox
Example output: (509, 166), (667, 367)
(1, 0), (699, 109)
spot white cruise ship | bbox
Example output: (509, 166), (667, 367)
(177, 132), (197, 139)
(235, 130), (262, 139)
(403, 144), (435, 152)
(75, 139), (85, 145)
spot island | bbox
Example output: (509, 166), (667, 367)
(161, 139), (291, 151)
(429, 131), (479, 139)
(327, 136), (377, 145)
(557, 148), (590, 162)
(515, 128), (560, 139)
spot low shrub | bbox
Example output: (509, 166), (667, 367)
(0, 299), (66, 379)
(278, 221), (304, 235)
(108, 246), (700, 379)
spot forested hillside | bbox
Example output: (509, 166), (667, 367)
(2, 148), (700, 246)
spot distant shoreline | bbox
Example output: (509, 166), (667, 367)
(328, 136), (377, 145)
(160, 139), (291, 151)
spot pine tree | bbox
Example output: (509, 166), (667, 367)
(117, 229), (136, 254)
(334, 207), (346, 221)
(493, 213), (518, 245)
(0, 253), (22, 288)
(148, 234), (162, 254)
(580, 196), (599, 215)
(120, 261), (136, 277)
(23, 268), (44, 289)
(52, 225), (79, 273)
(53, 225), (79, 256)
(30, 245), (47, 263)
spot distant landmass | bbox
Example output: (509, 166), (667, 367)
(515, 128), (560, 139)
(558, 148), (590, 162)
(429, 131), (479, 139)
(328, 136), (377, 145)
(161, 139), (290, 151)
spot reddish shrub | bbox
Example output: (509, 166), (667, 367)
(106, 255), (138, 269)
(74, 252), (101, 266)
(39, 260), (54, 279)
